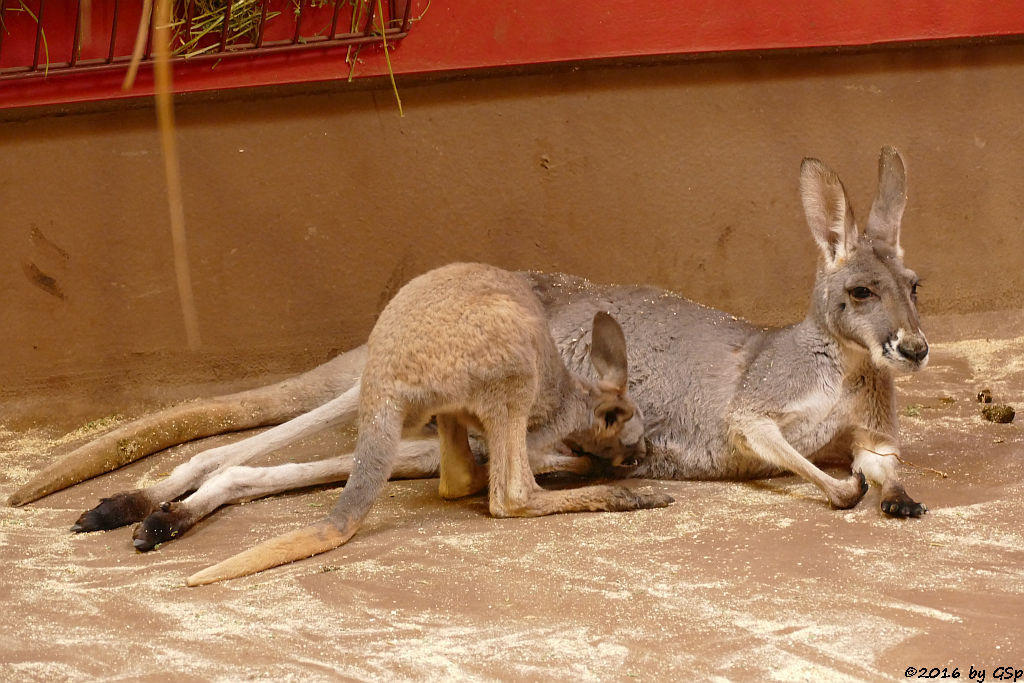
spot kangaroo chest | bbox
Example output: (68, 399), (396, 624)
(776, 380), (852, 455)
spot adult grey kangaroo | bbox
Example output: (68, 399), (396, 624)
(10, 146), (928, 560)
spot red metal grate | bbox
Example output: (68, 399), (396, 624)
(0, 0), (412, 81)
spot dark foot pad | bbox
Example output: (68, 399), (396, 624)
(71, 491), (153, 533)
(881, 493), (927, 518)
(133, 502), (193, 551)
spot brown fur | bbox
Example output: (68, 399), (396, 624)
(187, 263), (671, 585)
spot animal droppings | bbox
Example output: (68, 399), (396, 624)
(981, 404), (1015, 423)
(977, 388), (993, 403)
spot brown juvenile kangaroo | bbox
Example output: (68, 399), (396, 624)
(185, 262), (671, 585)
(10, 147), (928, 564)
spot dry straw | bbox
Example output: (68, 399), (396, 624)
(172, 0), (283, 59)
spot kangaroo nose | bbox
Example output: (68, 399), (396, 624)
(898, 337), (929, 363)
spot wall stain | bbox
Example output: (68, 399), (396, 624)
(23, 262), (67, 300)
(31, 226), (70, 261)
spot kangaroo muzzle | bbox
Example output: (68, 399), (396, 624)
(897, 335), (929, 364)
(893, 328), (929, 369)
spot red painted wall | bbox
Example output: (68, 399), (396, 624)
(2, 0), (1024, 109)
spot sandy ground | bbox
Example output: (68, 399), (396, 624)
(2, 313), (1023, 682)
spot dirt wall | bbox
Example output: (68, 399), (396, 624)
(3, 41), (1023, 424)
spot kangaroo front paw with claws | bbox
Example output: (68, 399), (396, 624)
(71, 491), (153, 533)
(881, 492), (927, 518)
(133, 502), (193, 551)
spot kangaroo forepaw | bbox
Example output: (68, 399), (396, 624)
(133, 502), (193, 551)
(881, 492), (927, 518)
(71, 491), (153, 533)
(830, 472), (869, 510)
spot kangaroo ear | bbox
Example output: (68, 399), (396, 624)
(800, 157), (858, 269)
(590, 311), (628, 392)
(593, 398), (634, 434)
(865, 145), (907, 258)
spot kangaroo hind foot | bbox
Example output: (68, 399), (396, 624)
(133, 501), (196, 551)
(71, 490), (154, 533)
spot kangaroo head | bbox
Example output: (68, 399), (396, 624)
(564, 311), (647, 468)
(800, 146), (928, 372)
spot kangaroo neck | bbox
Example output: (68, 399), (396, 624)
(797, 285), (866, 380)
(527, 368), (588, 441)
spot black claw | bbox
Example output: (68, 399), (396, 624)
(881, 495), (927, 518)
(857, 472), (869, 495)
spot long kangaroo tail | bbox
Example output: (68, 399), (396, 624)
(8, 352), (363, 507)
(187, 404), (402, 586)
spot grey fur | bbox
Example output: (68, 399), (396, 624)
(19, 147), (927, 548)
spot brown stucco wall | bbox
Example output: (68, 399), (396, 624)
(2, 41), (1023, 423)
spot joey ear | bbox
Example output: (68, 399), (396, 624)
(589, 311), (628, 391)
(865, 145), (907, 257)
(800, 157), (858, 268)
(593, 398), (634, 433)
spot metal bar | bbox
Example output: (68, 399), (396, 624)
(144, 0), (155, 59)
(292, 0), (305, 44)
(108, 0), (120, 63)
(400, 0), (412, 33)
(70, 0), (83, 66)
(219, 0), (234, 52)
(362, 0), (376, 36)
(183, 0), (193, 39)
(0, 0), (9, 64)
(31, 0), (46, 70)
(0, 28), (411, 81)
(329, 0), (343, 40)
(255, 0), (268, 48)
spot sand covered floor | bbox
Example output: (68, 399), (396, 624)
(2, 313), (1023, 681)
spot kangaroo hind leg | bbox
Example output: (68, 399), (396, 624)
(437, 414), (488, 500)
(73, 383), (363, 535)
(137, 436), (444, 552)
(484, 411), (672, 518)
(731, 414), (868, 510)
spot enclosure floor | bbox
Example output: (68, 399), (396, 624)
(2, 312), (1022, 681)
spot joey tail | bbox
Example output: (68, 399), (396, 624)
(187, 404), (401, 585)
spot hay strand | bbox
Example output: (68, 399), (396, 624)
(155, 0), (202, 350)
(121, 0), (153, 90)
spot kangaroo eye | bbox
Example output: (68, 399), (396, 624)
(850, 286), (873, 301)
